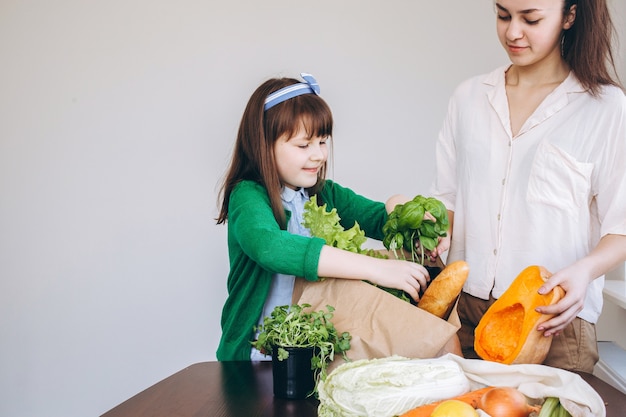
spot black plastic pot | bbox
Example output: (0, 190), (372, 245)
(271, 346), (316, 399)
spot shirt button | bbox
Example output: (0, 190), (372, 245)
(497, 214), (501, 221)
(493, 249), (497, 255)
(502, 178), (506, 185)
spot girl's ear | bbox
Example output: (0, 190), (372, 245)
(563, 4), (576, 30)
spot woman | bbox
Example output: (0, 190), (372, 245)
(430, 0), (626, 372)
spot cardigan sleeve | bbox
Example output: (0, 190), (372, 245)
(320, 180), (388, 241)
(228, 181), (326, 280)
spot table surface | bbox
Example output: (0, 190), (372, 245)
(101, 361), (626, 417)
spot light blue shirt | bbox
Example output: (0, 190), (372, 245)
(251, 187), (311, 360)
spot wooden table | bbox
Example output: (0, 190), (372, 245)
(101, 361), (626, 417)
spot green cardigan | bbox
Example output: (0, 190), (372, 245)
(216, 180), (388, 361)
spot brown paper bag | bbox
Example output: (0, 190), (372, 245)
(292, 277), (461, 371)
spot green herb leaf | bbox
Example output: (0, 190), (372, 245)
(251, 303), (352, 396)
(382, 195), (449, 264)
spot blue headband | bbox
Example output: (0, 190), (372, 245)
(264, 73), (321, 111)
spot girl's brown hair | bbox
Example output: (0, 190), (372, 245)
(562, 0), (624, 95)
(216, 77), (333, 228)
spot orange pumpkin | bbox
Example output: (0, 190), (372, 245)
(474, 265), (565, 365)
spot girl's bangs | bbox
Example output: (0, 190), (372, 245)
(300, 98), (333, 139)
(269, 95), (333, 141)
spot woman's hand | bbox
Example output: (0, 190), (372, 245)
(534, 264), (590, 336)
(534, 234), (626, 336)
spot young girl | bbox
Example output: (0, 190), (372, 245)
(215, 73), (432, 361)
(429, 0), (626, 372)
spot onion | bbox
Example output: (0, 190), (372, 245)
(478, 387), (540, 417)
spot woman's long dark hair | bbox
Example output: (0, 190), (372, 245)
(561, 0), (623, 95)
(216, 77), (333, 228)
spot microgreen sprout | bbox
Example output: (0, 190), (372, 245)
(252, 303), (351, 394)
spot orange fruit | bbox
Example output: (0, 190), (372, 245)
(430, 399), (479, 417)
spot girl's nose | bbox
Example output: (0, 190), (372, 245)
(310, 144), (325, 161)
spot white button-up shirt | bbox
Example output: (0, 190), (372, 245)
(431, 66), (626, 323)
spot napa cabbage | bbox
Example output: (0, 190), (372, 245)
(317, 356), (470, 417)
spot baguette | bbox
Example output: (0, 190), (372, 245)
(417, 260), (469, 319)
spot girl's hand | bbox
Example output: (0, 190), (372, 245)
(318, 246), (429, 301)
(534, 264), (590, 336)
(434, 210), (453, 257)
(415, 224), (450, 261)
(385, 194), (410, 213)
(370, 258), (430, 302)
(434, 233), (451, 257)
(409, 211), (449, 262)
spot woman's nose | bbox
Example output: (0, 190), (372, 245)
(506, 19), (524, 41)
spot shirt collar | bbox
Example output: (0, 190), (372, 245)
(483, 65), (586, 94)
(281, 187), (308, 204)
(484, 65), (587, 137)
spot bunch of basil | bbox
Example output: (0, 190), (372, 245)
(382, 195), (449, 264)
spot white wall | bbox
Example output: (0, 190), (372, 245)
(0, 1), (624, 416)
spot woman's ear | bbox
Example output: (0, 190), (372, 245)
(563, 4), (576, 30)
